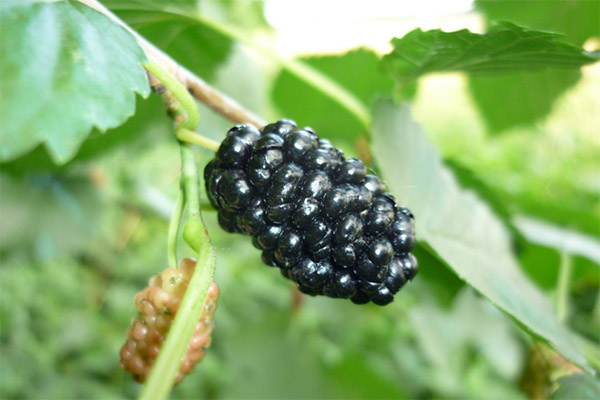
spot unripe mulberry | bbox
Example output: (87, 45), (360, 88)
(205, 120), (417, 305)
(119, 258), (219, 384)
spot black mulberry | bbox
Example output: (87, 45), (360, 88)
(205, 120), (417, 305)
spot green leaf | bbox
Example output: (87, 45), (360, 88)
(371, 100), (589, 372)
(469, 69), (581, 132)
(0, 1), (149, 164)
(444, 159), (523, 241)
(0, 94), (169, 175)
(476, 0), (600, 46)
(326, 354), (409, 399)
(552, 374), (600, 399)
(218, 312), (328, 399)
(272, 48), (391, 142)
(411, 65), (600, 233)
(410, 289), (524, 391)
(412, 244), (464, 307)
(383, 22), (596, 85)
(204, 0), (269, 30)
(514, 216), (600, 266)
(470, 1), (600, 132)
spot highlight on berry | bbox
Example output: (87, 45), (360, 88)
(120, 258), (219, 384)
(204, 120), (418, 305)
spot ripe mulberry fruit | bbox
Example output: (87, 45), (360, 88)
(120, 258), (219, 384)
(205, 120), (417, 305)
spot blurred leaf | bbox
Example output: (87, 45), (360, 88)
(272, 48), (387, 142)
(218, 312), (328, 399)
(0, 172), (103, 259)
(517, 242), (562, 290)
(105, 1), (234, 82)
(412, 244), (464, 307)
(552, 374), (600, 399)
(410, 289), (524, 396)
(382, 23), (596, 85)
(0, 258), (139, 399)
(303, 49), (394, 107)
(514, 216), (600, 266)
(504, 223), (598, 293)
(371, 100), (589, 372)
(326, 354), (408, 399)
(0, 0), (149, 163)
(411, 70), (600, 233)
(202, 0), (268, 30)
(469, 69), (581, 133)
(569, 281), (600, 342)
(476, 0), (600, 46)
(510, 193), (600, 239)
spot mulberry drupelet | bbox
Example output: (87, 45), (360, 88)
(119, 258), (219, 383)
(204, 120), (417, 305)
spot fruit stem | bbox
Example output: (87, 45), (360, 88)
(167, 187), (185, 270)
(180, 143), (201, 221)
(556, 251), (573, 322)
(139, 144), (214, 400)
(139, 239), (215, 400)
(177, 128), (220, 153)
(143, 61), (199, 131)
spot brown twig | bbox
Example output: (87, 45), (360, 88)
(78, 0), (266, 129)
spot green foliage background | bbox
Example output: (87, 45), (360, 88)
(1, 0), (599, 399)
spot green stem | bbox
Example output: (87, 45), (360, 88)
(138, 240), (215, 400)
(138, 61), (216, 400)
(143, 61), (200, 131)
(180, 143), (200, 221)
(177, 128), (220, 153)
(180, 143), (205, 253)
(167, 187), (185, 270)
(139, 142), (214, 400)
(556, 251), (573, 323)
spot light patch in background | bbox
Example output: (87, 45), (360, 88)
(264, 0), (479, 55)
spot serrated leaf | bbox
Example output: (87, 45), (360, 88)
(476, 0), (600, 46)
(469, 1), (600, 132)
(0, 94), (169, 175)
(0, 1), (150, 164)
(371, 100), (589, 372)
(383, 22), (597, 85)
